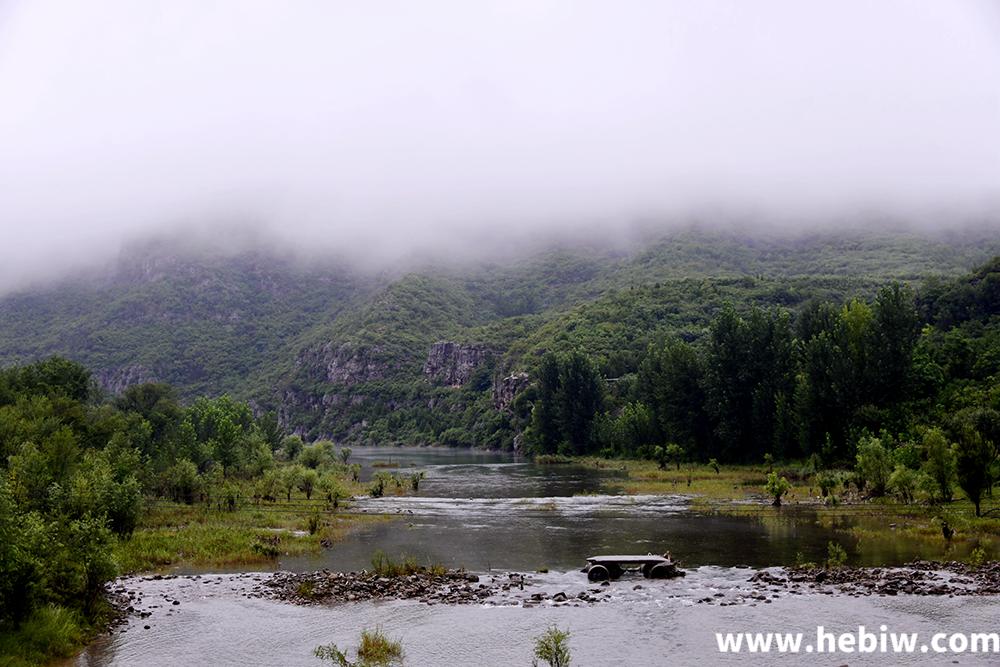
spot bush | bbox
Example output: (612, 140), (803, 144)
(855, 436), (892, 497)
(887, 465), (922, 504)
(162, 459), (200, 504)
(297, 442), (331, 470)
(815, 471), (839, 498)
(764, 472), (791, 506)
(281, 435), (303, 461)
(315, 626), (403, 666)
(298, 468), (319, 500)
(532, 625), (572, 667)
(921, 428), (956, 503)
(826, 542), (848, 568)
(409, 471), (425, 491)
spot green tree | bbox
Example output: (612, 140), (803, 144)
(855, 436), (892, 497)
(298, 468), (319, 501)
(954, 428), (996, 517)
(920, 428), (956, 502)
(764, 472), (791, 506)
(638, 339), (711, 454)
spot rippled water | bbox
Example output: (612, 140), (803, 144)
(74, 447), (1000, 665)
(76, 572), (1000, 666)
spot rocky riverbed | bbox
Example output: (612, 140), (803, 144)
(739, 560), (1000, 603)
(257, 568), (552, 606)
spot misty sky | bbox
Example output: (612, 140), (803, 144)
(1, 1), (999, 289)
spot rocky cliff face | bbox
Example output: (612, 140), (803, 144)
(492, 371), (529, 410)
(298, 342), (391, 386)
(95, 364), (157, 395)
(422, 342), (492, 387)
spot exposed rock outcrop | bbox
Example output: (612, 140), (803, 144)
(492, 371), (529, 410)
(96, 365), (157, 395)
(422, 342), (492, 387)
(298, 342), (390, 386)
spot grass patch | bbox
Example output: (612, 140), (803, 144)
(315, 626), (404, 666)
(572, 456), (1000, 556)
(370, 550), (446, 578)
(0, 605), (87, 667)
(115, 501), (388, 573)
(534, 454), (574, 465)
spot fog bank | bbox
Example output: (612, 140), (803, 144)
(1, 0), (998, 290)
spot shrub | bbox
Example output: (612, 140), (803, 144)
(298, 468), (319, 500)
(921, 428), (956, 503)
(162, 459), (200, 504)
(281, 435), (303, 461)
(855, 436), (892, 497)
(815, 471), (839, 498)
(298, 443), (331, 470)
(826, 541), (848, 568)
(968, 546), (987, 567)
(764, 472), (791, 506)
(532, 625), (572, 667)
(409, 471), (425, 491)
(887, 465), (922, 504)
(315, 626), (403, 666)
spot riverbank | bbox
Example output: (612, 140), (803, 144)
(568, 457), (1000, 561)
(115, 501), (392, 573)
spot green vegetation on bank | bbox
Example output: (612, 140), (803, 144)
(574, 456), (999, 559)
(521, 258), (999, 527)
(0, 358), (398, 666)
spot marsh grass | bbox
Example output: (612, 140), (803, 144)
(0, 605), (87, 666)
(534, 454), (574, 465)
(581, 457), (810, 501)
(370, 550), (446, 577)
(577, 456), (1000, 552)
(315, 626), (403, 666)
(116, 502), (388, 573)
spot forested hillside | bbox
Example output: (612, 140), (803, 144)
(1, 227), (998, 449)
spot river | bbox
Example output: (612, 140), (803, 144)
(74, 447), (1000, 666)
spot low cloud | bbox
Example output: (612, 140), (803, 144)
(1, 0), (998, 289)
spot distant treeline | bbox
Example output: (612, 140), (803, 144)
(520, 257), (1000, 487)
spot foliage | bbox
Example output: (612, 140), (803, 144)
(855, 437), (892, 497)
(526, 351), (604, 456)
(954, 427), (997, 517)
(887, 465), (922, 504)
(764, 472), (791, 506)
(532, 625), (572, 667)
(921, 428), (956, 503)
(315, 627), (404, 667)
(826, 541), (848, 568)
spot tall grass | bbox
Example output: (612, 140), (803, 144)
(115, 503), (388, 573)
(0, 605), (86, 666)
(370, 550), (446, 577)
(314, 626), (404, 666)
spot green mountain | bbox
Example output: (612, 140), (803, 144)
(1, 227), (997, 446)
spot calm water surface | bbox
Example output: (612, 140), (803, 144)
(75, 447), (999, 666)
